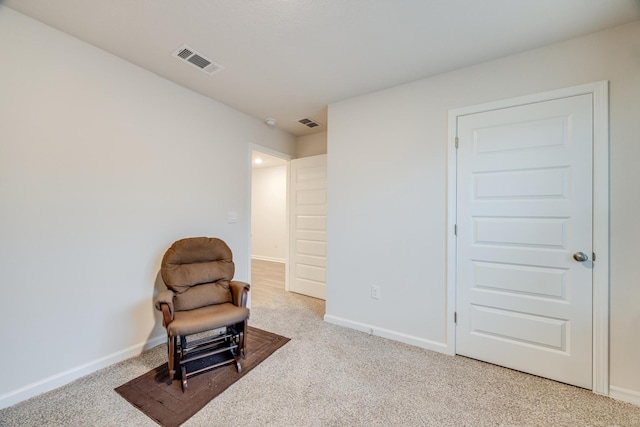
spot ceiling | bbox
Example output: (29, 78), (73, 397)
(4, 0), (639, 137)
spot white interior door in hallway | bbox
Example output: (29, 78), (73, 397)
(454, 94), (594, 389)
(289, 154), (327, 300)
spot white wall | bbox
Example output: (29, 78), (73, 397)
(326, 20), (640, 401)
(296, 131), (328, 158)
(251, 165), (287, 262)
(0, 5), (295, 408)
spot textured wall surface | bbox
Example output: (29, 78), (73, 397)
(327, 20), (640, 398)
(0, 5), (294, 408)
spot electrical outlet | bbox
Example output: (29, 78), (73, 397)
(371, 285), (381, 300)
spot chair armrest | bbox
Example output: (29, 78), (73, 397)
(154, 290), (175, 326)
(230, 281), (250, 307)
(160, 304), (172, 328)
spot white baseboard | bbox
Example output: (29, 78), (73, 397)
(0, 334), (165, 410)
(251, 255), (286, 263)
(610, 385), (640, 407)
(324, 314), (449, 354)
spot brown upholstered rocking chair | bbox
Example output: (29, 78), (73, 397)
(154, 237), (250, 391)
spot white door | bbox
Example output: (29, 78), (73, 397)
(289, 155), (327, 299)
(455, 94), (593, 389)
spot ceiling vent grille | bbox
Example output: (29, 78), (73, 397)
(172, 44), (224, 75)
(298, 118), (322, 129)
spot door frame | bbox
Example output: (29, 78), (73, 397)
(446, 81), (609, 395)
(248, 143), (292, 293)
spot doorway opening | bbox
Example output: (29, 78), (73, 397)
(250, 148), (290, 305)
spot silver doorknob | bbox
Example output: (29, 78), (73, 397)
(573, 252), (589, 262)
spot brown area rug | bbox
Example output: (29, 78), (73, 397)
(115, 327), (289, 427)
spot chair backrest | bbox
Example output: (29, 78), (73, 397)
(161, 237), (235, 311)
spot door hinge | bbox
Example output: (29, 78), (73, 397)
(454, 312), (457, 324)
(592, 252), (596, 262)
(455, 136), (459, 149)
(454, 224), (457, 235)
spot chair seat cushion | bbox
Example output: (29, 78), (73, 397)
(168, 303), (249, 337)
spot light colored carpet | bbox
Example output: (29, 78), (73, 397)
(1, 287), (639, 427)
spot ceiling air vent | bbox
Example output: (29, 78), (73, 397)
(172, 44), (224, 75)
(298, 118), (322, 129)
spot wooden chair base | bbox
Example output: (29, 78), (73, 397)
(168, 322), (246, 391)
